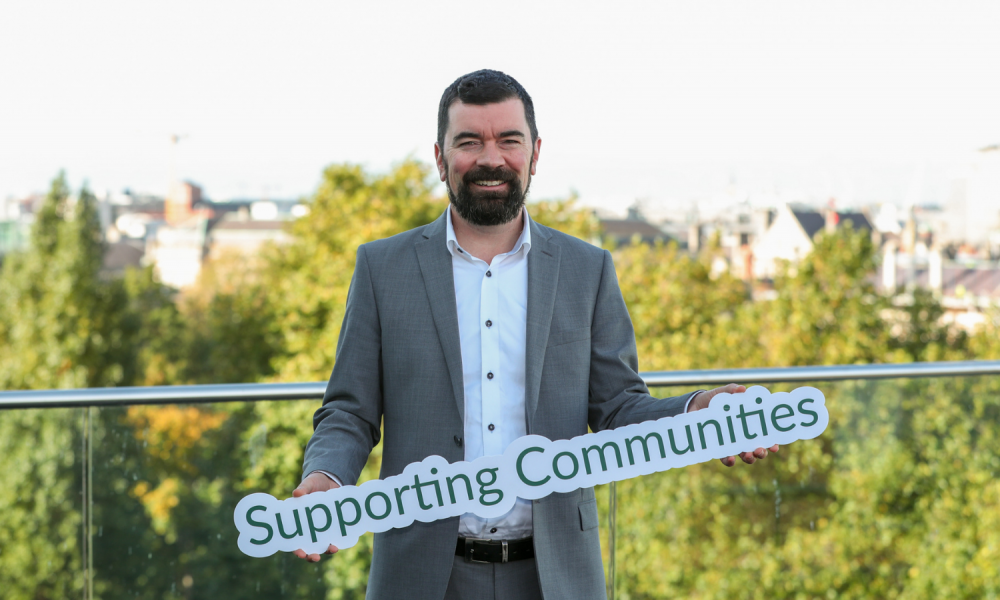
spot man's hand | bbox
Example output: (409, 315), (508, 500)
(291, 472), (341, 562)
(687, 383), (779, 467)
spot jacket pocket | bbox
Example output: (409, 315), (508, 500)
(579, 498), (599, 531)
(547, 326), (591, 348)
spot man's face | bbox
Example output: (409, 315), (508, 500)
(434, 97), (541, 227)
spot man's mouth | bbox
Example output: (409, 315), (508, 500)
(472, 180), (506, 188)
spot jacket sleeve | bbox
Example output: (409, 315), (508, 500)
(587, 249), (699, 432)
(302, 245), (383, 485)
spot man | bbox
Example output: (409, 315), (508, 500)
(292, 69), (776, 599)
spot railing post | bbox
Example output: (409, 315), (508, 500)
(608, 481), (616, 600)
(82, 406), (94, 600)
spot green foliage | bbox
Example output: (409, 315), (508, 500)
(0, 409), (83, 599)
(616, 374), (1000, 600)
(0, 174), (132, 599)
(4, 162), (1000, 599)
(262, 159), (446, 382)
(750, 225), (890, 367)
(0, 174), (134, 390)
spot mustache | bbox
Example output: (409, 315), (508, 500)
(462, 167), (519, 186)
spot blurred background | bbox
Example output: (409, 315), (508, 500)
(1, 1), (999, 598)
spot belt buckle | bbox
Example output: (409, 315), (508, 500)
(463, 537), (491, 564)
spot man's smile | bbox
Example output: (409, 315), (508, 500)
(471, 180), (508, 190)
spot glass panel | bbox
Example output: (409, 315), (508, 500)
(0, 407), (87, 598)
(613, 377), (1000, 599)
(8, 374), (995, 598)
(90, 399), (338, 599)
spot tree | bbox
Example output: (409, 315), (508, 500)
(0, 174), (130, 598)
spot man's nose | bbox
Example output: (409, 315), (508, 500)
(476, 142), (505, 169)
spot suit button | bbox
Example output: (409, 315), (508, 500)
(486, 270), (492, 277)
(488, 423), (495, 431)
(454, 435), (463, 447)
(490, 527), (498, 534)
(487, 372), (494, 380)
(485, 320), (492, 327)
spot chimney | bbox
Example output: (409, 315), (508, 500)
(824, 208), (839, 234)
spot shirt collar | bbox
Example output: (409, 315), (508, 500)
(445, 206), (532, 260)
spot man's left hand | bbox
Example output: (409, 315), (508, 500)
(687, 383), (779, 467)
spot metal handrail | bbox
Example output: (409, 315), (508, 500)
(2, 360), (999, 410)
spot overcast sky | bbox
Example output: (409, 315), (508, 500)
(1, 1), (998, 216)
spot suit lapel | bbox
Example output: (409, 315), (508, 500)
(524, 221), (560, 432)
(415, 214), (466, 423)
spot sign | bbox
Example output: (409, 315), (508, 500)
(234, 386), (829, 557)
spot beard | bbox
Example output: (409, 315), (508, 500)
(447, 165), (530, 227)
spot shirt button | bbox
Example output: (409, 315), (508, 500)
(486, 270), (492, 277)
(485, 319), (492, 327)
(488, 423), (495, 431)
(490, 527), (498, 534)
(487, 372), (494, 380)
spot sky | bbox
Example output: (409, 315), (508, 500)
(1, 1), (998, 217)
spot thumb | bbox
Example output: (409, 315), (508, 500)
(690, 383), (746, 412)
(293, 477), (318, 498)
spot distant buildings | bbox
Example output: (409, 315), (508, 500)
(598, 205), (676, 247)
(3, 154), (997, 330)
(752, 204), (873, 279)
(1, 179), (306, 289)
(145, 182), (301, 288)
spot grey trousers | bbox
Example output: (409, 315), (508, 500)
(443, 555), (544, 600)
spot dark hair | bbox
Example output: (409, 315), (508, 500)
(437, 69), (538, 151)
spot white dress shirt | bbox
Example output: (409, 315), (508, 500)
(446, 207), (533, 540)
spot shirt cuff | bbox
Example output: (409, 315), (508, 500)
(309, 470), (343, 486)
(684, 390), (707, 413)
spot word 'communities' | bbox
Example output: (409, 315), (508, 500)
(235, 386), (829, 557)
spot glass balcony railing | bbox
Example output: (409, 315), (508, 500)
(2, 360), (999, 600)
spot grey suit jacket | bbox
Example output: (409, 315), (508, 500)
(303, 212), (698, 600)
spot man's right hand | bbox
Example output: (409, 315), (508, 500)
(291, 472), (341, 562)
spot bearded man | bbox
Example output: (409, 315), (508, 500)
(292, 69), (774, 600)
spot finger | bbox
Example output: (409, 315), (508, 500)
(740, 452), (756, 464)
(293, 549), (307, 560)
(720, 456), (736, 467)
(753, 447), (768, 459)
(326, 545), (339, 554)
(769, 444), (779, 453)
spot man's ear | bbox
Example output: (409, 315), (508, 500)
(530, 137), (542, 176)
(434, 143), (447, 182)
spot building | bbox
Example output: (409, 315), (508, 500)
(940, 145), (1000, 249)
(752, 204), (872, 280)
(599, 204), (675, 247)
(146, 197), (300, 289)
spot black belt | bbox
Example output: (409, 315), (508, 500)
(456, 536), (535, 564)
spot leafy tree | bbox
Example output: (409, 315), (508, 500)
(0, 174), (131, 598)
(6, 161), (1000, 599)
